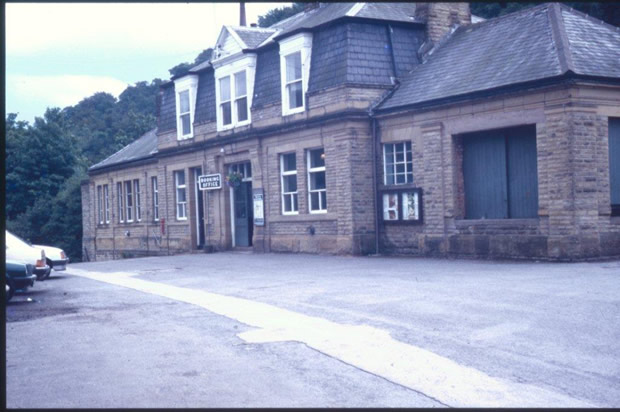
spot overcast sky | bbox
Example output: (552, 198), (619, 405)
(5, 2), (290, 124)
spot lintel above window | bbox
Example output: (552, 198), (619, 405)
(174, 75), (199, 140)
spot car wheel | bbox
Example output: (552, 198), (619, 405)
(6, 278), (15, 303)
(44, 259), (53, 279)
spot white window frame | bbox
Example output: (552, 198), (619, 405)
(134, 179), (141, 222)
(117, 182), (124, 223)
(125, 180), (133, 223)
(97, 185), (103, 224)
(174, 75), (198, 140)
(152, 176), (159, 222)
(279, 32), (313, 116)
(104, 184), (110, 224)
(219, 75), (233, 127)
(307, 148), (327, 213)
(214, 54), (256, 131)
(175, 170), (187, 220)
(280, 152), (298, 215)
(383, 141), (413, 185)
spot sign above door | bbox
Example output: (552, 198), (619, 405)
(198, 174), (222, 190)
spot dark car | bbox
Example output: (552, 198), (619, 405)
(6, 260), (36, 302)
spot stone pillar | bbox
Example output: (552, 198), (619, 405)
(543, 104), (605, 259)
(420, 122), (447, 254)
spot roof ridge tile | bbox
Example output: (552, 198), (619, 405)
(548, 2), (575, 74)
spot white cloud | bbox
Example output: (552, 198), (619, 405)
(6, 3), (290, 57)
(8, 74), (129, 108)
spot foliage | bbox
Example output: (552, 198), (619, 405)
(168, 48), (213, 78)
(5, 79), (162, 262)
(258, 2), (306, 28)
(470, 2), (620, 27)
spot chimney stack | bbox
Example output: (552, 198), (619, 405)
(417, 2), (471, 44)
(240, 2), (247, 26)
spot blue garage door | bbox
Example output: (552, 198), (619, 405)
(610, 118), (620, 212)
(463, 125), (538, 219)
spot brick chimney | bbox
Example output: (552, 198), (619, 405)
(416, 2), (471, 44)
(240, 2), (246, 26)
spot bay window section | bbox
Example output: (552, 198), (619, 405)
(384, 142), (413, 185)
(285, 52), (303, 111)
(280, 153), (298, 214)
(97, 185), (103, 224)
(152, 176), (159, 221)
(104, 184), (110, 224)
(117, 182), (124, 223)
(124, 181), (133, 222)
(307, 148), (327, 213)
(234, 71), (248, 122)
(134, 179), (141, 222)
(219, 76), (232, 126)
(175, 170), (187, 220)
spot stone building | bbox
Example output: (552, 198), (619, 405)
(82, 2), (620, 261)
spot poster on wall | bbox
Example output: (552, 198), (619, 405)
(253, 189), (265, 226)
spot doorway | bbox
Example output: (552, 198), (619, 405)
(229, 162), (253, 247)
(192, 167), (205, 248)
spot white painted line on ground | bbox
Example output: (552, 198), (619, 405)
(68, 268), (595, 408)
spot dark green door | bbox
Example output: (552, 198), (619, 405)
(234, 181), (253, 247)
(463, 130), (508, 219)
(463, 125), (538, 219)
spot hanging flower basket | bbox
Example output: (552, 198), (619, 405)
(225, 172), (243, 187)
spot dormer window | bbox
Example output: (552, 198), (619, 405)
(179, 90), (191, 136)
(174, 75), (198, 140)
(216, 69), (251, 130)
(285, 52), (303, 110)
(279, 32), (313, 116)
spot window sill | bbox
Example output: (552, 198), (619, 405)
(455, 218), (539, 227)
(270, 212), (336, 223)
(282, 106), (305, 117)
(177, 134), (194, 141)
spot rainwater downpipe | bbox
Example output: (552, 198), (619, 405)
(371, 117), (380, 256)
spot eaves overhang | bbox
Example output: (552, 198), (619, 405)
(88, 155), (158, 176)
(268, 15), (425, 49)
(372, 72), (620, 118)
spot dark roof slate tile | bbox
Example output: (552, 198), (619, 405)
(89, 128), (158, 171)
(379, 3), (620, 111)
(560, 5), (620, 78)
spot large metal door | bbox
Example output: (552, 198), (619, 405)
(463, 130), (508, 219)
(610, 118), (620, 207)
(506, 125), (538, 218)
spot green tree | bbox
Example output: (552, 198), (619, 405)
(168, 48), (213, 78)
(470, 2), (620, 27)
(258, 2), (306, 28)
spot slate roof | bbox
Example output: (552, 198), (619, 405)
(271, 2), (421, 41)
(89, 128), (158, 172)
(378, 3), (620, 111)
(231, 26), (277, 49)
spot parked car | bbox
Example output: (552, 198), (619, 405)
(5, 230), (51, 280)
(33, 244), (69, 274)
(6, 260), (36, 302)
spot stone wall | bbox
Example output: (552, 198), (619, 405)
(376, 82), (620, 260)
